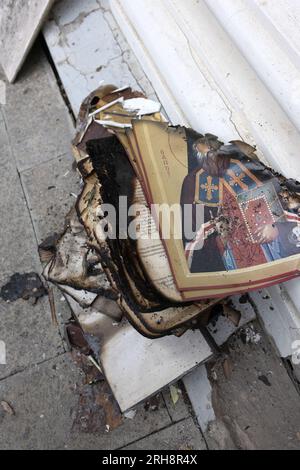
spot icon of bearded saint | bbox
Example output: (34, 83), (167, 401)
(180, 132), (300, 273)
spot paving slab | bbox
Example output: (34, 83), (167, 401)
(64, 392), (172, 450)
(205, 321), (300, 450)
(64, 405), (170, 450)
(21, 153), (81, 243)
(0, 323), (172, 451)
(0, 354), (82, 449)
(2, 352), (166, 451)
(122, 417), (206, 450)
(0, 291), (64, 380)
(0, 118), (40, 278)
(2, 42), (74, 172)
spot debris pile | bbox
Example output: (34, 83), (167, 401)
(42, 84), (300, 340)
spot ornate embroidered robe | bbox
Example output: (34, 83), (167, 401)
(180, 157), (298, 273)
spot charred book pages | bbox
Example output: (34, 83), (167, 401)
(42, 85), (300, 338)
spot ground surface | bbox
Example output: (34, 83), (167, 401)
(0, 1), (300, 450)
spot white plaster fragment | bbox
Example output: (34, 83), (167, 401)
(123, 97), (161, 115)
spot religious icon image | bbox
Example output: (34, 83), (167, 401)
(181, 134), (300, 273)
(131, 120), (300, 297)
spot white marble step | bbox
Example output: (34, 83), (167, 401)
(205, 0), (300, 130)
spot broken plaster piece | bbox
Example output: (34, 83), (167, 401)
(123, 97), (161, 115)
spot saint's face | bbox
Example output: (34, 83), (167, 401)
(195, 142), (211, 166)
(195, 142), (210, 155)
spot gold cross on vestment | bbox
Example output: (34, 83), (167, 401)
(226, 169), (248, 190)
(200, 176), (219, 201)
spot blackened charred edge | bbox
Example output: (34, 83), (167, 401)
(86, 137), (173, 307)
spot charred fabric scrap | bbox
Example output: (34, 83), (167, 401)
(41, 85), (300, 342)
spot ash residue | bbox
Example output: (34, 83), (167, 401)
(0, 272), (47, 303)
